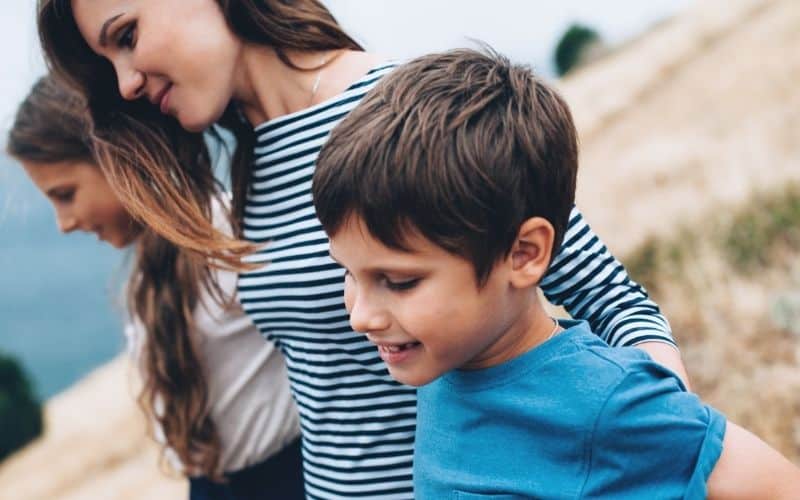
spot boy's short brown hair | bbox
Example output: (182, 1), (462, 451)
(313, 48), (578, 284)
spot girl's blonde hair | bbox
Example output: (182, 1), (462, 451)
(7, 75), (227, 480)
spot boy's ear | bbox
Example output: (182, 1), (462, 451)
(509, 217), (555, 289)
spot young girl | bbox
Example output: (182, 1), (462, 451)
(38, 1), (689, 497)
(7, 75), (304, 499)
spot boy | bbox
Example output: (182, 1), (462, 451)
(312, 49), (800, 498)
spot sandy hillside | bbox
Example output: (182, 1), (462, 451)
(1, 0), (799, 497)
(561, 0), (800, 255)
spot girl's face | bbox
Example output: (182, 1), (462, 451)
(22, 160), (141, 249)
(71, 0), (243, 132)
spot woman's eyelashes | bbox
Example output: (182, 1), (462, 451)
(116, 23), (137, 49)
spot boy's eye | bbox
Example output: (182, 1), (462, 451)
(117, 23), (137, 49)
(384, 277), (420, 292)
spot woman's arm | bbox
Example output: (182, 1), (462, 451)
(540, 206), (691, 386)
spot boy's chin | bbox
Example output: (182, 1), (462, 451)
(388, 367), (442, 388)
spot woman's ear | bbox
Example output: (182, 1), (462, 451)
(509, 217), (555, 289)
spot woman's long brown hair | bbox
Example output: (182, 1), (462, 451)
(7, 75), (225, 481)
(37, 0), (363, 260)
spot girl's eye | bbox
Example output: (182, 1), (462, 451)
(117, 23), (137, 49)
(50, 189), (74, 204)
(384, 277), (420, 292)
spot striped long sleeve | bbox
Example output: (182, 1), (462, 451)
(540, 206), (675, 348)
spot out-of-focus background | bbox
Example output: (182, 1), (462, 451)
(1, 0), (799, 498)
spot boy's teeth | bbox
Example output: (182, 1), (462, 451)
(382, 343), (416, 353)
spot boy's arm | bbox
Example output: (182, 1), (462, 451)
(540, 207), (691, 386)
(707, 422), (800, 499)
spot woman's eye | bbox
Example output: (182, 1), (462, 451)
(117, 23), (136, 49)
(384, 277), (420, 292)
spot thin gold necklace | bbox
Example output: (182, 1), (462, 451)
(544, 317), (560, 343)
(309, 50), (343, 106)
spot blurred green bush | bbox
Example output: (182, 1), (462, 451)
(554, 24), (601, 76)
(0, 352), (43, 461)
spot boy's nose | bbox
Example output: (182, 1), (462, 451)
(348, 296), (391, 334)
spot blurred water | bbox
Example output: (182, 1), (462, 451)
(0, 154), (124, 400)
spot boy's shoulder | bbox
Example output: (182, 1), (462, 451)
(442, 319), (685, 394)
(559, 320), (688, 389)
(423, 320), (687, 420)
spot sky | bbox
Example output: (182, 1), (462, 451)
(0, 0), (692, 139)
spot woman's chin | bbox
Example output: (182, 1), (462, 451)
(181, 119), (209, 133)
(176, 110), (215, 133)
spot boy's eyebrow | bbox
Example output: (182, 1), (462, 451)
(329, 247), (428, 275)
(99, 14), (124, 47)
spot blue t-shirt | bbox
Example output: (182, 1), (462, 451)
(414, 320), (725, 499)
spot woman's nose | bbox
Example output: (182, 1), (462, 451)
(117, 65), (145, 101)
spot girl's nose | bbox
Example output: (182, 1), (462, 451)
(56, 213), (79, 233)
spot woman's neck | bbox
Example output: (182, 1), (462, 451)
(235, 46), (383, 126)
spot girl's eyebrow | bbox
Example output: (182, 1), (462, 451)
(99, 13), (125, 47)
(46, 184), (71, 196)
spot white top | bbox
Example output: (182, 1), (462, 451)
(125, 200), (300, 474)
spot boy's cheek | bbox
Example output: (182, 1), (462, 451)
(343, 278), (356, 315)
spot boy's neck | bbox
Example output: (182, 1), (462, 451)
(461, 299), (561, 370)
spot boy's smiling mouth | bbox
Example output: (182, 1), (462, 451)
(373, 341), (423, 364)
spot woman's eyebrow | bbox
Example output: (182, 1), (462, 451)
(99, 13), (124, 47)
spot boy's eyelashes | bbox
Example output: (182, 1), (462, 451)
(383, 277), (420, 292)
(343, 269), (421, 292)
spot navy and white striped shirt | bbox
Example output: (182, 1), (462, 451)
(238, 63), (673, 499)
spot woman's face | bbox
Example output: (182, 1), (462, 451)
(71, 0), (243, 132)
(22, 159), (141, 249)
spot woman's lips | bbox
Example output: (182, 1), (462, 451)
(159, 84), (172, 114)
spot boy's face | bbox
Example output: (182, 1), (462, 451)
(329, 216), (527, 387)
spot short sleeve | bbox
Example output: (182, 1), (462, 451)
(581, 364), (726, 500)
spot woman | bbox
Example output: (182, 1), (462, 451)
(7, 75), (303, 499)
(38, 1), (689, 498)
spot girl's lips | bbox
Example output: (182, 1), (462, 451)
(376, 342), (422, 365)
